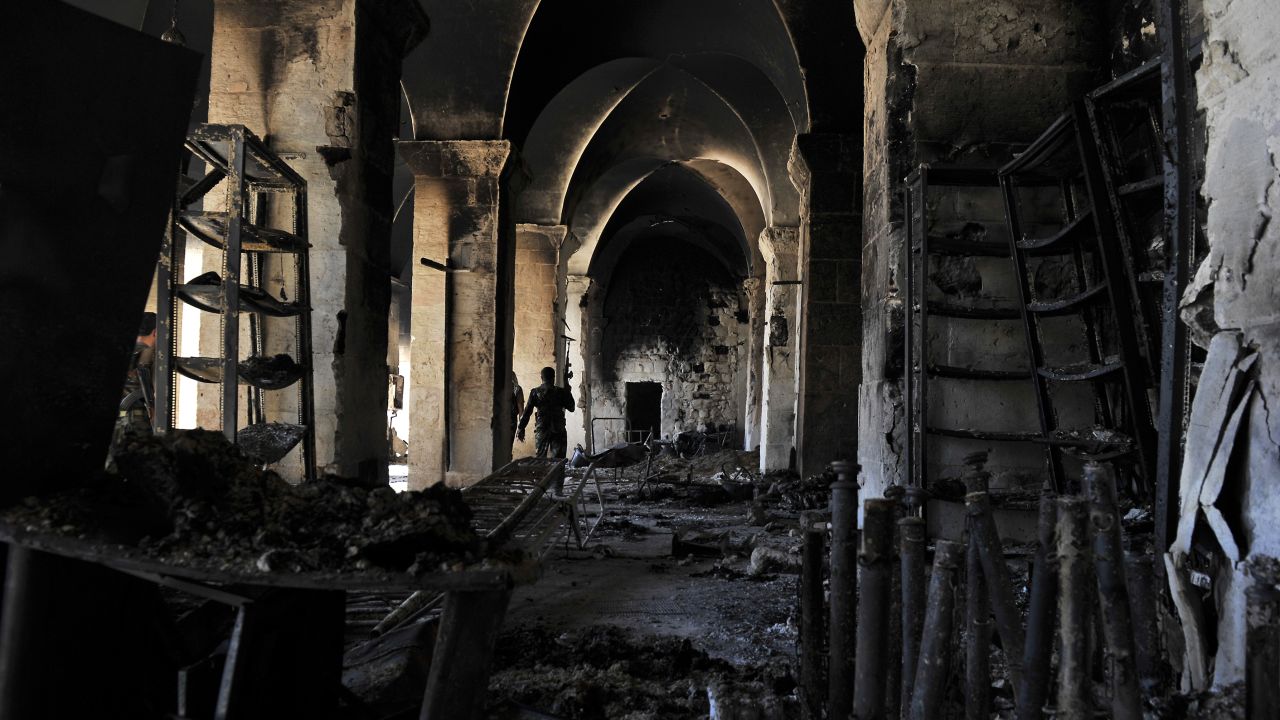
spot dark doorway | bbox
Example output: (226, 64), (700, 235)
(625, 382), (662, 441)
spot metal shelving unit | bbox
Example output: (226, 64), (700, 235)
(902, 166), (1039, 513)
(155, 124), (317, 481)
(998, 106), (1158, 496)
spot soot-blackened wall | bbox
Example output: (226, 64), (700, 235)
(595, 239), (748, 442)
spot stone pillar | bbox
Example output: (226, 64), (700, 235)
(204, 0), (428, 482)
(400, 140), (517, 488)
(562, 273), (593, 452)
(741, 276), (766, 451)
(794, 133), (863, 478)
(759, 227), (802, 471)
(512, 223), (567, 457)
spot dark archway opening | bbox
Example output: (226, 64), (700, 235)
(624, 381), (662, 440)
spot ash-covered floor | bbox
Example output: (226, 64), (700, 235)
(484, 449), (823, 719)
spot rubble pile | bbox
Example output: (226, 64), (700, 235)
(486, 625), (799, 720)
(4, 430), (480, 575)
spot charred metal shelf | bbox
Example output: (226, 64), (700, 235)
(237, 421), (306, 464)
(1118, 175), (1162, 197)
(919, 236), (1011, 257)
(926, 426), (1042, 443)
(187, 124), (307, 190)
(1037, 360), (1125, 382)
(1000, 112), (1076, 176)
(924, 300), (1021, 320)
(176, 283), (307, 317)
(178, 211), (308, 254)
(1015, 211), (1093, 255)
(1043, 427), (1135, 451)
(175, 356), (304, 390)
(1089, 59), (1161, 102)
(928, 364), (1030, 381)
(1026, 283), (1107, 316)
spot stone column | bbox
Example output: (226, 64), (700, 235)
(400, 140), (517, 488)
(759, 227), (802, 471)
(564, 273), (592, 453)
(512, 223), (567, 457)
(794, 133), (863, 478)
(741, 276), (766, 451)
(204, 0), (428, 482)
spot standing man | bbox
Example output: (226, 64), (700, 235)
(511, 371), (525, 448)
(517, 367), (575, 458)
(107, 312), (157, 470)
(120, 312), (157, 431)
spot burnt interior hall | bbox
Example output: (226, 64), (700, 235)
(1, 0), (1279, 718)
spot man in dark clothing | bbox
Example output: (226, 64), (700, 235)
(108, 312), (157, 470)
(120, 312), (157, 431)
(516, 367), (575, 459)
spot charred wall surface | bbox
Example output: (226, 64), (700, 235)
(596, 240), (748, 442)
(858, 0), (1107, 497)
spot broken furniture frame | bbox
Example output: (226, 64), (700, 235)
(1085, 56), (1208, 543)
(0, 459), (569, 720)
(589, 416), (650, 452)
(1151, 0), (1205, 575)
(154, 124), (317, 481)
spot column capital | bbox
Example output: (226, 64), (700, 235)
(741, 277), (763, 295)
(759, 226), (800, 264)
(516, 223), (569, 251)
(398, 139), (513, 180)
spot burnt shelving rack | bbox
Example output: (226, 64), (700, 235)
(155, 124), (317, 481)
(902, 165), (1039, 515)
(998, 105), (1158, 496)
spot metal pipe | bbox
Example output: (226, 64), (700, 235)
(962, 453), (991, 720)
(908, 540), (964, 720)
(884, 488), (905, 720)
(1124, 542), (1161, 696)
(829, 461), (860, 720)
(899, 516), (926, 714)
(1016, 480), (1058, 720)
(965, 490), (1025, 693)
(1083, 462), (1142, 720)
(800, 528), (826, 717)
(1247, 578), (1280, 720)
(966, 514), (991, 720)
(1056, 496), (1091, 720)
(854, 498), (895, 719)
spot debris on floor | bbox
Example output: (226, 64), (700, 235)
(3, 429), (480, 575)
(486, 626), (799, 720)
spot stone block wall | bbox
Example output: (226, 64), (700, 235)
(592, 240), (749, 444)
(796, 133), (863, 477)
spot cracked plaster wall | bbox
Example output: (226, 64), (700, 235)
(1192, 0), (1280, 686)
